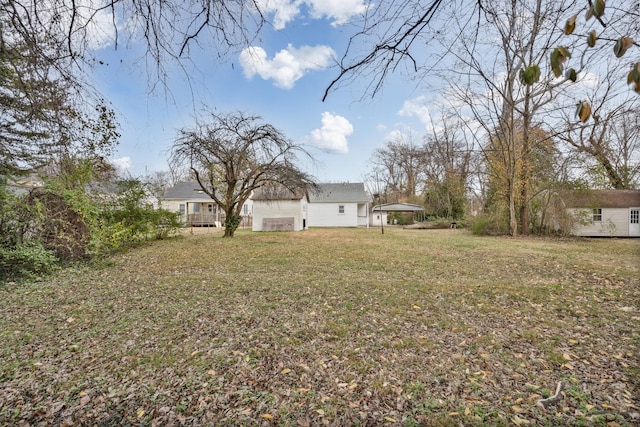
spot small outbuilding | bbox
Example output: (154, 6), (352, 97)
(252, 186), (309, 232)
(543, 189), (640, 237)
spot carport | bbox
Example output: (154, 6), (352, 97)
(370, 202), (425, 226)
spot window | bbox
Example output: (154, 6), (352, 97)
(243, 204), (249, 215)
(179, 204), (185, 215)
(192, 203), (200, 213)
(631, 209), (639, 224)
(592, 208), (602, 222)
(207, 204), (214, 213)
(338, 205), (345, 214)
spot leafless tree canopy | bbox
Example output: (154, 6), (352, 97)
(1, 0), (265, 81)
(169, 110), (316, 237)
(322, 0), (456, 101)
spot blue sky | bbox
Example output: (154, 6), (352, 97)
(86, 1), (438, 183)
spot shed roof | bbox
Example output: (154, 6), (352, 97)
(372, 202), (425, 212)
(163, 181), (214, 201)
(252, 185), (307, 201)
(309, 183), (370, 203)
(557, 189), (640, 208)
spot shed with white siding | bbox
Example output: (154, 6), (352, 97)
(561, 189), (640, 237)
(252, 186), (308, 232)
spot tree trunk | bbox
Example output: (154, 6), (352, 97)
(509, 180), (518, 237)
(223, 207), (239, 237)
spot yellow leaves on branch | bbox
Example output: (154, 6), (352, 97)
(586, 30), (597, 47)
(564, 15), (577, 35)
(628, 63), (640, 93)
(576, 101), (591, 122)
(519, 65), (541, 85)
(613, 36), (634, 58)
(586, 0), (605, 20)
(550, 47), (571, 78)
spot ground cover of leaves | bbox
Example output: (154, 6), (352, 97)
(1, 228), (639, 426)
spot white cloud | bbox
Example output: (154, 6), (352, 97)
(239, 44), (335, 89)
(81, 3), (118, 50)
(255, 0), (369, 29)
(254, 0), (303, 30)
(384, 129), (405, 143)
(576, 71), (599, 88)
(310, 112), (353, 154)
(112, 156), (132, 173)
(308, 0), (370, 26)
(399, 96), (433, 126)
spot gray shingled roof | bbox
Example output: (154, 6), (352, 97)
(309, 183), (370, 203)
(163, 181), (214, 200)
(556, 189), (640, 208)
(252, 185), (307, 201)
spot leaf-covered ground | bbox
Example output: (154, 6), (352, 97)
(1, 228), (639, 426)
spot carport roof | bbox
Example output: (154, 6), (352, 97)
(372, 203), (425, 212)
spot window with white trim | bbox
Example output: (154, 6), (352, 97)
(179, 204), (185, 215)
(192, 203), (200, 213)
(338, 205), (345, 214)
(592, 208), (602, 222)
(631, 209), (639, 224)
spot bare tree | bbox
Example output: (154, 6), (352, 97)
(437, 0), (580, 235)
(367, 134), (425, 202)
(1, 0), (264, 85)
(557, 101), (640, 189)
(323, 0), (638, 102)
(422, 115), (475, 219)
(1, 0), (264, 175)
(169, 111), (316, 237)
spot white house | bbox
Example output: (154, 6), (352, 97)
(307, 183), (370, 227)
(161, 181), (253, 227)
(562, 189), (640, 237)
(252, 186), (308, 232)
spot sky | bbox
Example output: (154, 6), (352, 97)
(86, 0), (437, 184)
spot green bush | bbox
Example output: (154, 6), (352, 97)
(88, 180), (181, 255)
(388, 212), (414, 225)
(150, 209), (181, 240)
(469, 212), (510, 236)
(0, 242), (58, 281)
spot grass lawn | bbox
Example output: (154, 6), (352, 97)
(1, 228), (639, 426)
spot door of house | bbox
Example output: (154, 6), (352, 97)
(630, 208), (640, 237)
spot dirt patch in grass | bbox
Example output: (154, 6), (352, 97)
(1, 228), (639, 426)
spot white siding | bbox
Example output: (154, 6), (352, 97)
(253, 199), (306, 231)
(357, 203), (369, 226)
(571, 208), (630, 237)
(370, 212), (388, 227)
(308, 202), (359, 227)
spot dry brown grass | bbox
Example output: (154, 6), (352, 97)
(1, 228), (638, 426)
